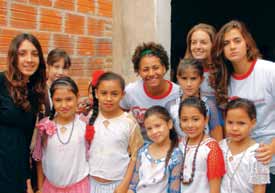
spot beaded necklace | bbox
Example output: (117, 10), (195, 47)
(181, 132), (205, 185)
(55, 117), (75, 145)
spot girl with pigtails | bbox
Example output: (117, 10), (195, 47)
(87, 72), (144, 193)
(32, 76), (90, 193)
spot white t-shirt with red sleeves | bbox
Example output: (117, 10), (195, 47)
(120, 79), (181, 141)
(228, 59), (275, 171)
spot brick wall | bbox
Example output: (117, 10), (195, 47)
(0, 0), (112, 96)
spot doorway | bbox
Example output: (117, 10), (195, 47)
(171, 0), (275, 81)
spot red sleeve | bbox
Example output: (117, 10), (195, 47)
(206, 140), (226, 180)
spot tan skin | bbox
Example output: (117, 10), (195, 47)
(138, 55), (170, 97)
(225, 108), (266, 193)
(189, 30), (224, 141)
(180, 106), (222, 193)
(128, 115), (173, 193)
(177, 67), (223, 141)
(93, 80), (136, 193)
(17, 39), (42, 193)
(36, 87), (79, 193)
(223, 28), (275, 164)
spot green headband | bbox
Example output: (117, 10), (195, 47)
(140, 49), (154, 57)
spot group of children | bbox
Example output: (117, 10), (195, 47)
(30, 20), (273, 193)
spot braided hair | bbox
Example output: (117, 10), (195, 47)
(86, 72), (125, 145)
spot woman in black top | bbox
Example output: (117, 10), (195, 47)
(0, 33), (46, 193)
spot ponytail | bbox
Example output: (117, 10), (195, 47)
(165, 128), (179, 167)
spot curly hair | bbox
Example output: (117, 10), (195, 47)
(184, 23), (216, 61)
(132, 42), (169, 73)
(5, 33), (46, 112)
(210, 20), (261, 107)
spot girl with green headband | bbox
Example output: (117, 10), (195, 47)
(120, 42), (180, 142)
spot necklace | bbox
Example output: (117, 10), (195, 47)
(225, 141), (248, 193)
(55, 117), (75, 145)
(181, 132), (205, 185)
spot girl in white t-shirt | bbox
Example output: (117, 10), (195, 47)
(220, 98), (270, 193)
(179, 97), (225, 193)
(32, 76), (90, 193)
(128, 106), (183, 193)
(87, 72), (144, 193)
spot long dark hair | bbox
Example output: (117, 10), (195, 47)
(5, 33), (46, 111)
(144, 105), (178, 167)
(210, 20), (261, 107)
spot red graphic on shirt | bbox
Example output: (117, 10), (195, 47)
(131, 106), (148, 127)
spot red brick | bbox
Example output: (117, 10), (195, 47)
(40, 8), (62, 32)
(96, 39), (112, 56)
(55, 0), (74, 11)
(10, 3), (37, 29)
(87, 18), (104, 36)
(0, 55), (7, 71)
(70, 57), (86, 70)
(0, 0), (6, 25)
(0, 29), (21, 53)
(53, 34), (74, 55)
(65, 13), (84, 34)
(77, 0), (95, 14)
(77, 37), (95, 56)
(98, 0), (112, 17)
(30, 0), (52, 6)
(87, 57), (104, 69)
(31, 31), (50, 54)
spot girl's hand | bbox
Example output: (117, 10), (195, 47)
(255, 143), (273, 165)
(26, 179), (34, 193)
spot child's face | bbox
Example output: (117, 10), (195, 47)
(177, 67), (203, 97)
(47, 58), (69, 83)
(52, 87), (78, 121)
(180, 106), (208, 143)
(225, 108), (255, 143)
(95, 80), (124, 117)
(144, 114), (172, 145)
(138, 55), (166, 89)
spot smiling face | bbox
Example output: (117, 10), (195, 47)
(223, 28), (248, 65)
(47, 58), (69, 84)
(177, 67), (203, 98)
(144, 114), (172, 145)
(190, 30), (212, 62)
(225, 108), (255, 143)
(17, 40), (40, 80)
(96, 80), (124, 117)
(180, 106), (208, 144)
(52, 87), (78, 122)
(138, 55), (166, 89)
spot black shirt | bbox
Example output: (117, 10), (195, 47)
(0, 72), (38, 193)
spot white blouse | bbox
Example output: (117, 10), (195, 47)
(220, 139), (270, 193)
(89, 112), (141, 180)
(42, 115), (89, 186)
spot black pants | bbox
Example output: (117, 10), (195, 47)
(266, 173), (275, 193)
